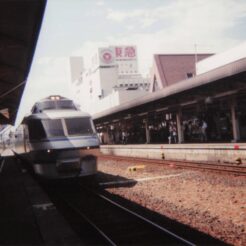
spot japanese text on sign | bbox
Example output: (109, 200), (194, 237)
(115, 46), (136, 60)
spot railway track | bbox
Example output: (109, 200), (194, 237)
(99, 154), (246, 176)
(42, 181), (199, 245)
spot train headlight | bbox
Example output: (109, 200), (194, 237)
(50, 96), (60, 100)
(47, 149), (51, 153)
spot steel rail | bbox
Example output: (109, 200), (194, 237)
(83, 186), (196, 246)
(99, 155), (246, 176)
(53, 192), (117, 246)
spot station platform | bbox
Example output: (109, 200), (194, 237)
(0, 149), (81, 245)
(100, 143), (246, 165)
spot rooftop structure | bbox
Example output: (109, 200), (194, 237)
(150, 54), (213, 92)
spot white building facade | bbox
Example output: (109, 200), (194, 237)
(70, 46), (150, 115)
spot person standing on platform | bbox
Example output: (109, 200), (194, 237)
(201, 120), (208, 142)
(122, 131), (126, 144)
(168, 124), (173, 144)
(172, 126), (177, 143)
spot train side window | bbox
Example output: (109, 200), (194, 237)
(65, 117), (94, 135)
(28, 120), (46, 140)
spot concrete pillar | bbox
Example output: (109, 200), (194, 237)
(230, 99), (240, 142)
(176, 108), (184, 143)
(145, 120), (150, 144)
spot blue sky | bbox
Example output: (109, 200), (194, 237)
(16, 0), (246, 125)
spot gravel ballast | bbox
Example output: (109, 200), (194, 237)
(97, 158), (246, 246)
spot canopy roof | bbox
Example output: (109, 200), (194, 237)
(0, 0), (47, 124)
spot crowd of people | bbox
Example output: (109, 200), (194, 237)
(182, 118), (208, 143)
(97, 118), (209, 145)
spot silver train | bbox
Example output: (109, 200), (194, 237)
(13, 96), (100, 178)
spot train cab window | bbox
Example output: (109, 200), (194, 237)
(28, 120), (46, 140)
(42, 119), (65, 137)
(65, 117), (94, 135)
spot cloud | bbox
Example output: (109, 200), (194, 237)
(16, 57), (72, 124)
(106, 0), (246, 30)
(72, 40), (108, 68)
(96, 0), (105, 6)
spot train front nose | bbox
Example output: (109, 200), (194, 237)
(33, 148), (98, 178)
(56, 157), (81, 174)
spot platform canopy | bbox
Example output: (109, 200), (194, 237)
(0, 0), (47, 124)
(93, 57), (246, 123)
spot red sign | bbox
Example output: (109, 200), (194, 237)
(100, 49), (114, 64)
(102, 52), (112, 63)
(115, 46), (136, 60)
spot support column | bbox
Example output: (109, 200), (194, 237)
(176, 108), (184, 143)
(145, 120), (150, 144)
(231, 98), (240, 142)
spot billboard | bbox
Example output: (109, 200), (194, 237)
(93, 46), (137, 68)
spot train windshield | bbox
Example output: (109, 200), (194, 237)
(65, 117), (95, 136)
(28, 118), (95, 140)
(42, 119), (65, 137)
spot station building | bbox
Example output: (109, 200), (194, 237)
(93, 42), (246, 145)
(70, 46), (150, 115)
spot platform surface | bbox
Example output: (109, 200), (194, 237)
(0, 152), (82, 245)
(100, 143), (246, 164)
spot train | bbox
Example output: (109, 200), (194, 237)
(13, 95), (100, 178)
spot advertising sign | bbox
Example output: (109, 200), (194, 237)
(114, 46), (137, 60)
(94, 46), (137, 68)
(99, 48), (115, 66)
